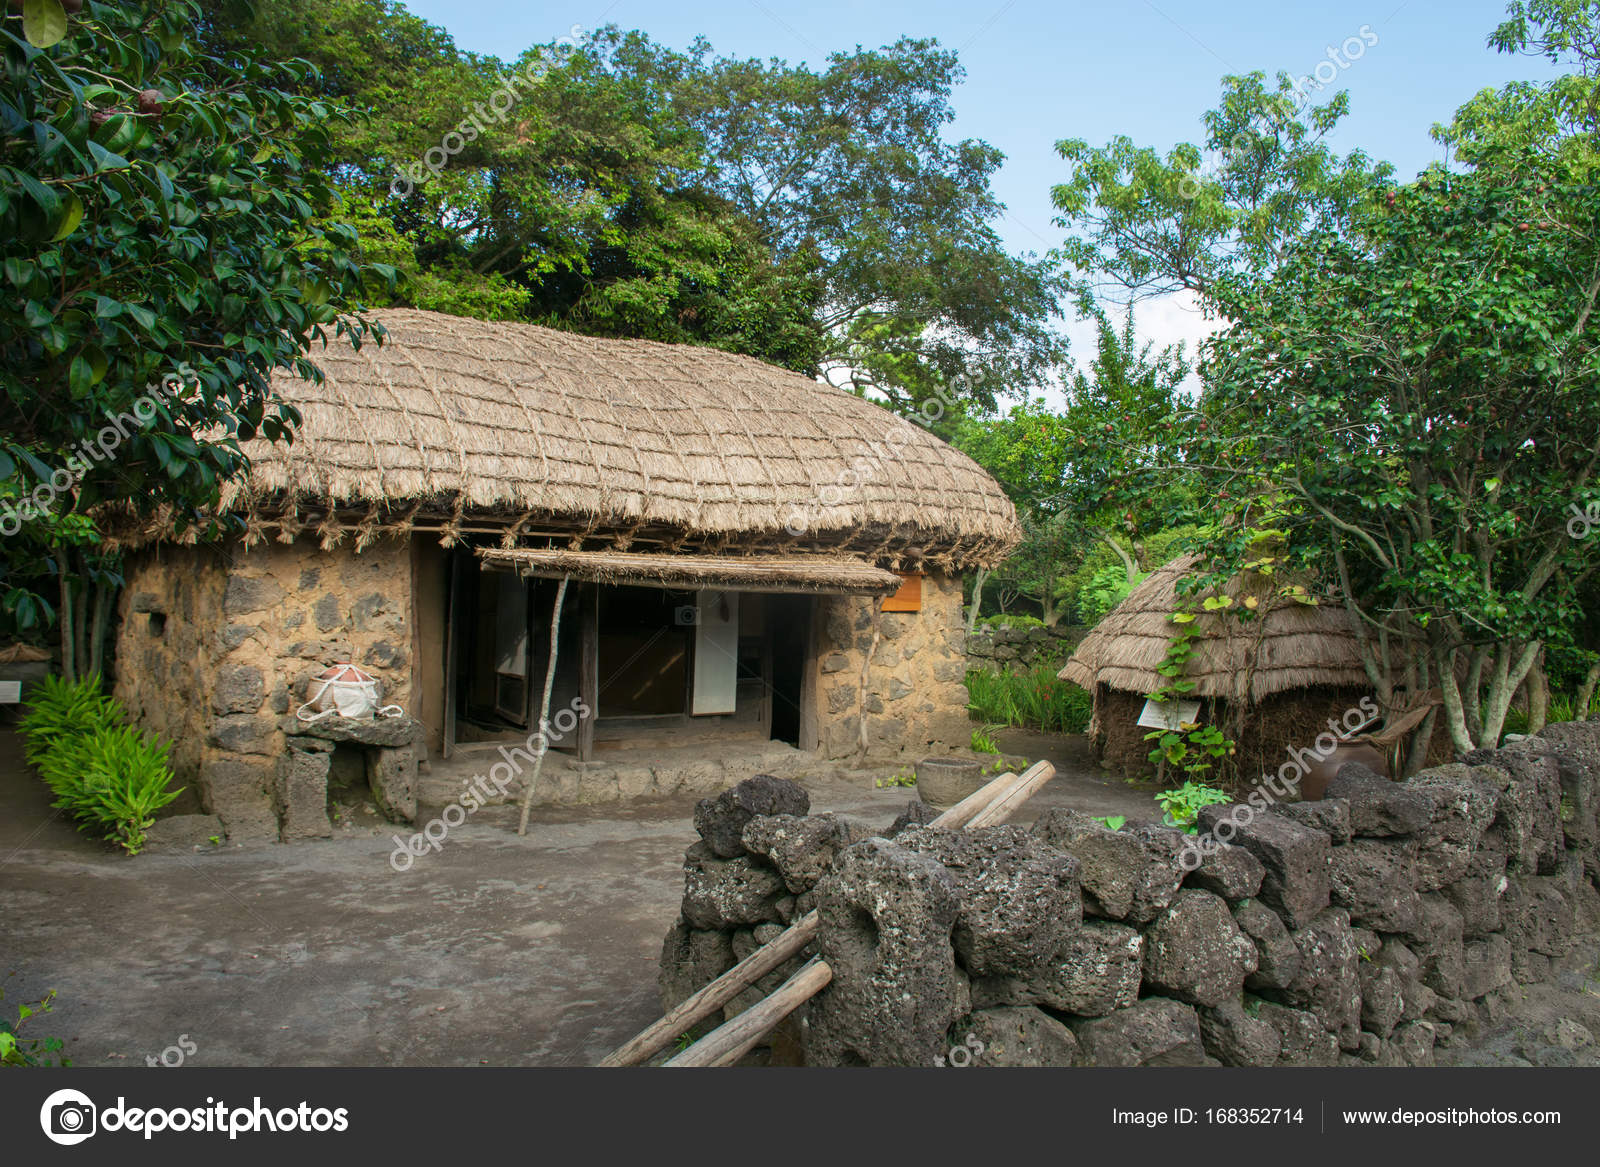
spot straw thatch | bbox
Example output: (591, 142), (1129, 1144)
(158, 309), (1017, 567)
(1059, 554), (1369, 703)
(478, 548), (903, 594)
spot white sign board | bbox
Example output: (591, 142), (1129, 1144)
(1136, 697), (1201, 731)
(691, 590), (740, 715)
(0, 681), (20, 704)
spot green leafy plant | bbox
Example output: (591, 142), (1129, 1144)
(37, 724), (182, 855)
(1091, 814), (1127, 831)
(965, 666), (1092, 734)
(0, 989), (69, 1067)
(875, 767), (917, 789)
(1154, 780), (1232, 833)
(970, 724), (1002, 755)
(16, 673), (122, 766)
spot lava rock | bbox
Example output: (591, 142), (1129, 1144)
(960, 1006), (1083, 1067)
(1254, 1000), (1339, 1065)
(1032, 809), (1187, 923)
(808, 838), (968, 1066)
(971, 919), (1143, 1017)
(1407, 765), (1501, 890)
(896, 826), (1083, 976)
(1141, 889), (1259, 1007)
(1184, 842), (1265, 900)
(1197, 805), (1330, 929)
(1279, 798), (1353, 844)
(1234, 898), (1302, 991)
(1198, 998), (1282, 1067)
(693, 775), (810, 858)
(1070, 997), (1209, 1067)
(681, 843), (786, 930)
(1324, 763), (1435, 837)
(1327, 837), (1423, 932)
(741, 813), (853, 894)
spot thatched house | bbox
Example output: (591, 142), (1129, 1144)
(1059, 554), (1377, 784)
(111, 310), (1017, 841)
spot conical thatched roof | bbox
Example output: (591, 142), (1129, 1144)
(1059, 554), (1370, 703)
(202, 309), (1017, 567)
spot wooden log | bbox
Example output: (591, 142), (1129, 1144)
(965, 760), (1056, 829)
(663, 957), (833, 1067)
(597, 762), (1043, 1067)
(597, 911), (820, 1068)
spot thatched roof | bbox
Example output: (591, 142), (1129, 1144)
(197, 309), (1017, 567)
(1059, 554), (1370, 703)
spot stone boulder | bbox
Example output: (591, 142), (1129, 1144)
(1234, 898), (1302, 991)
(1255, 1000), (1339, 1065)
(1462, 933), (1513, 1000)
(1279, 798), (1352, 844)
(1184, 843), (1264, 901)
(1439, 847), (1508, 939)
(1402, 893), (1467, 1000)
(657, 921), (735, 1022)
(1198, 998), (1282, 1067)
(680, 843), (786, 930)
(895, 826), (1082, 976)
(1324, 763), (1434, 837)
(1535, 720), (1600, 864)
(1462, 742), (1563, 874)
(741, 813), (853, 894)
(1197, 805), (1330, 929)
(1359, 963), (1405, 1039)
(693, 774), (810, 858)
(808, 839), (969, 1066)
(1141, 889), (1259, 1007)
(1270, 908), (1362, 1049)
(1406, 765), (1500, 890)
(1033, 809), (1186, 923)
(1070, 997), (1209, 1067)
(971, 919), (1143, 1017)
(960, 1006), (1083, 1067)
(1327, 837), (1423, 932)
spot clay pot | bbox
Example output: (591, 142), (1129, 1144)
(1296, 741), (1388, 801)
(915, 756), (986, 811)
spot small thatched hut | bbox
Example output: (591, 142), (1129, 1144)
(112, 309), (1018, 841)
(1059, 554), (1377, 785)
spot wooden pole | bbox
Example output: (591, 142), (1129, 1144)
(966, 760), (1056, 828)
(516, 574), (569, 836)
(598, 761), (1051, 1067)
(663, 957), (833, 1067)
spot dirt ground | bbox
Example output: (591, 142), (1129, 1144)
(0, 726), (1157, 1068)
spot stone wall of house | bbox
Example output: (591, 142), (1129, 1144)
(965, 623), (1084, 674)
(815, 571), (972, 760)
(657, 720), (1600, 1066)
(116, 536), (415, 841)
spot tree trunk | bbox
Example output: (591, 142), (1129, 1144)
(1577, 661), (1600, 719)
(1525, 650), (1549, 736)
(58, 559), (75, 684)
(1099, 530), (1138, 586)
(1479, 641), (1542, 748)
(966, 567), (988, 635)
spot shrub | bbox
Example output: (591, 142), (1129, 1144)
(1154, 781), (1232, 833)
(16, 673), (122, 767)
(975, 612), (1046, 631)
(0, 989), (69, 1067)
(36, 724), (182, 856)
(966, 665), (1092, 734)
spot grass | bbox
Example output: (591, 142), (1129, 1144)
(966, 665), (1092, 735)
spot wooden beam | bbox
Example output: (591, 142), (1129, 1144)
(663, 957), (833, 1067)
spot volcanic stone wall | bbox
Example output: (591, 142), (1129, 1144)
(658, 719), (1600, 1066)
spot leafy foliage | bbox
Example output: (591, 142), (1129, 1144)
(0, 989), (69, 1067)
(1154, 780), (1232, 833)
(16, 672), (121, 766)
(965, 666), (1092, 734)
(37, 723), (182, 854)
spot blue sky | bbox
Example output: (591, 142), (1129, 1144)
(400, 0), (1558, 380)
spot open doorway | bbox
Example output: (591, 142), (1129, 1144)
(767, 593), (810, 746)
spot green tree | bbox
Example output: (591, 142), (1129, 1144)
(1, 0), (380, 666)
